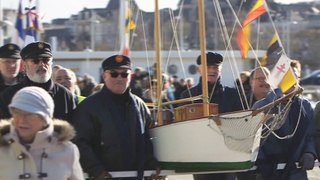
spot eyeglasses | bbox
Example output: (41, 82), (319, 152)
(29, 58), (51, 64)
(253, 77), (267, 82)
(106, 71), (130, 78)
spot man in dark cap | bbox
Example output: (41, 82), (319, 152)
(72, 54), (159, 180)
(0, 43), (25, 93)
(180, 52), (242, 180)
(0, 42), (76, 122)
(180, 51), (242, 112)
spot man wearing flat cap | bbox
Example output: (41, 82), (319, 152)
(181, 53), (242, 179)
(0, 42), (76, 122)
(72, 54), (159, 180)
(0, 43), (25, 93)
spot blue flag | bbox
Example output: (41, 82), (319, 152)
(14, 0), (25, 46)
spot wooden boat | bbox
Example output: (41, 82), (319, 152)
(145, 0), (303, 173)
(149, 86), (301, 172)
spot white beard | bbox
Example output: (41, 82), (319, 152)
(26, 66), (52, 83)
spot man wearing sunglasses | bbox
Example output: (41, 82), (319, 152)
(0, 42), (76, 123)
(72, 55), (159, 180)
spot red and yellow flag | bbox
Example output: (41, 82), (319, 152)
(237, 25), (251, 59)
(243, 0), (267, 27)
(237, 0), (267, 59)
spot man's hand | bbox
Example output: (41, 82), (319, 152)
(147, 167), (165, 180)
(91, 171), (112, 180)
(300, 153), (315, 170)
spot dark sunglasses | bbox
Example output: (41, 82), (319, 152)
(107, 71), (130, 78)
(30, 58), (51, 64)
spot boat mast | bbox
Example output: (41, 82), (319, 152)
(154, 0), (163, 125)
(198, 0), (210, 116)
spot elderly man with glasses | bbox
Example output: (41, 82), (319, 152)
(72, 55), (159, 180)
(0, 42), (76, 123)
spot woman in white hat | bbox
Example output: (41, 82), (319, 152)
(0, 86), (83, 180)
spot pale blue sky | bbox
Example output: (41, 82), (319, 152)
(1, 0), (318, 23)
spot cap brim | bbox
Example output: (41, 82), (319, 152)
(23, 54), (52, 59)
(105, 65), (131, 70)
(0, 55), (21, 59)
(207, 63), (222, 66)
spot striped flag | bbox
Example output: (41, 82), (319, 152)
(237, 0), (267, 59)
(13, 0), (25, 47)
(261, 34), (282, 66)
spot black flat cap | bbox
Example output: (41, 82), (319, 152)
(20, 42), (52, 60)
(102, 55), (131, 71)
(196, 52), (223, 66)
(0, 43), (21, 59)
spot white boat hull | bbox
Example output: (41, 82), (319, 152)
(149, 111), (264, 172)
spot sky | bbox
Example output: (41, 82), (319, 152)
(1, 0), (318, 23)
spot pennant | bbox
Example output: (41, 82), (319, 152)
(13, 0), (25, 47)
(269, 54), (297, 93)
(237, 0), (267, 59)
(261, 34), (282, 66)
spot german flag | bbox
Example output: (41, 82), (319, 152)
(237, 0), (267, 59)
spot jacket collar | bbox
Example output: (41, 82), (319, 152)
(0, 119), (75, 147)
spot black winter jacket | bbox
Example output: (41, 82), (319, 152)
(0, 77), (76, 122)
(72, 86), (158, 178)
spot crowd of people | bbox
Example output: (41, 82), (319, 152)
(0, 41), (319, 180)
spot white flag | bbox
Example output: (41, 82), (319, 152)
(269, 54), (292, 88)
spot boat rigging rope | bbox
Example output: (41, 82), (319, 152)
(264, 98), (303, 140)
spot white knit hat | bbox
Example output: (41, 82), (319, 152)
(9, 86), (54, 125)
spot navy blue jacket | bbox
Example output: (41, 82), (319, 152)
(256, 96), (316, 180)
(72, 86), (158, 179)
(180, 79), (243, 113)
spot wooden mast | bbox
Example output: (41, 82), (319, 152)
(198, 0), (210, 116)
(154, 0), (163, 125)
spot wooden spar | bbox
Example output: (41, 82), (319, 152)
(146, 95), (203, 107)
(154, 0), (163, 125)
(197, 0), (209, 116)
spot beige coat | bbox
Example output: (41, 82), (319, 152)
(0, 119), (83, 180)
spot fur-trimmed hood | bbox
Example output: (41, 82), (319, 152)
(0, 119), (75, 146)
